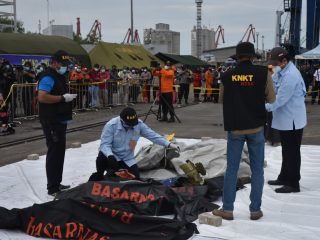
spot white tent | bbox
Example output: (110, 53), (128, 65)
(295, 44), (320, 59)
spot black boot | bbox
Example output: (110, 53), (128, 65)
(267, 179), (285, 186)
(167, 117), (175, 123)
(88, 172), (104, 181)
(159, 116), (168, 122)
(59, 184), (71, 190)
(275, 185), (300, 193)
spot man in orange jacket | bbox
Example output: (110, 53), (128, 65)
(159, 61), (175, 122)
(204, 67), (214, 102)
(69, 66), (84, 109)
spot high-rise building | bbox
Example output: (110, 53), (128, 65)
(144, 23), (180, 55)
(191, 26), (216, 57)
(195, 0), (203, 58)
(43, 25), (73, 39)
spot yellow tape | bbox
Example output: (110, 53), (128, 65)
(1, 81), (319, 111)
(0, 84), (15, 110)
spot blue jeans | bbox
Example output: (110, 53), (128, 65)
(89, 85), (99, 107)
(223, 129), (265, 212)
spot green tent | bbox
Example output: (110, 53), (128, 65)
(155, 52), (209, 70)
(89, 42), (163, 69)
(0, 33), (91, 67)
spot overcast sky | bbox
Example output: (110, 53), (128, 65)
(9, 0), (307, 54)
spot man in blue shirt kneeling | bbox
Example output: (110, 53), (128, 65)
(89, 107), (179, 181)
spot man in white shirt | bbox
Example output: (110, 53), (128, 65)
(312, 66), (320, 104)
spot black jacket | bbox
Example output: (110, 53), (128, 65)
(222, 61), (267, 131)
(38, 68), (72, 122)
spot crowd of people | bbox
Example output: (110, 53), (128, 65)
(0, 56), (235, 125)
(299, 63), (320, 104)
(0, 54), (319, 119)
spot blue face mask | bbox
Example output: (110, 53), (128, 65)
(57, 66), (67, 75)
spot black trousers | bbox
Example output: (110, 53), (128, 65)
(107, 81), (113, 104)
(129, 84), (140, 103)
(22, 87), (34, 116)
(40, 119), (67, 192)
(161, 92), (174, 119)
(212, 83), (220, 103)
(311, 82), (320, 103)
(96, 151), (140, 178)
(194, 88), (201, 100)
(265, 112), (280, 144)
(278, 128), (303, 188)
(84, 86), (90, 108)
(178, 83), (190, 102)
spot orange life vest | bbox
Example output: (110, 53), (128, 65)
(160, 69), (175, 93)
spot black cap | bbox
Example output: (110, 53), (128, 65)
(120, 107), (138, 126)
(52, 50), (71, 66)
(268, 47), (288, 66)
(236, 42), (256, 58)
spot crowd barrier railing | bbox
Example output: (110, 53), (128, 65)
(0, 79), (318, 121)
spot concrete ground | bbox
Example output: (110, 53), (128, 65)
(1, 102), (319, 167)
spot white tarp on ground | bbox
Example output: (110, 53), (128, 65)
(295, 44), (320, 59)
(136, 139), (251, 180)
(0, 138), (320, 240)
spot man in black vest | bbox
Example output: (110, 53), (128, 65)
(38, 50), (77, 196)
(212, 42), (275, 221)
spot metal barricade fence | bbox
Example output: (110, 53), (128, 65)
(68, 81), (91, 110)
(4, 80), (204, 121)
(4, 81), (197, 120)
(9, 83), (38, 120)
(5, 79), (319, 121)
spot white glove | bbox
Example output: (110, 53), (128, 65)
(169, 143), (180, 152)
(265, 103), (272, 112)
(62, 93), (77, 102)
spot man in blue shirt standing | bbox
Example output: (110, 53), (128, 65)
(38, 50), (77, 196)
(266, 47), (307, 193)
(89, 107), (179, 181)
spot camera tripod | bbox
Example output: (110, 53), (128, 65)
(143, 90), (181, 123)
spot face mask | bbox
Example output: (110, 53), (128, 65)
(37, 67), (44, 73)
(272, 66), (281, 74)
(24, 66), (30, 71)
(120, 119), (134, 129)
(94, 68), (99, 71)
(101, 69), (106, 73)
(132, 70), (135, 73)
(57, 66), (67, 75)
(5, 65), (10, 69)
(76, 68), (81, 73)
(164, 66), (169, 70)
